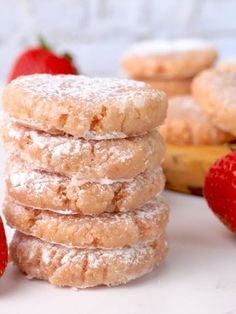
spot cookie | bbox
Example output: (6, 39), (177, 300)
(122, 39), (217, 79)
(3, 120), (165, 180)
(4, 196), (169, 249)
(143, 77), (191, 97)
(6, 160), (165, 215)
(192, 69), (236, 136)
(10, 232), (168, 288)
(159, 96), (233, 145)
(3, 74), (167, 138)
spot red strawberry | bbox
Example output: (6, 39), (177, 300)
(204, 152), (236, 232)
(7, 37), (78, 82)
(0, 216), (8, 277)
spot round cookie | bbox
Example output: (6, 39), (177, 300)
(192, 69), (236, 136)
(143, 78), (191, 97)
(3, 121), (165, 180)
(3, 74), (167, 138)
(159, 96), (233, 145)
(4, 196), (169, 249)
(122, 39), (217, 79)
(10, 232), (168, 288)
(6, 160), (165, 215)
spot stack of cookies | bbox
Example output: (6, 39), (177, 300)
(122, 38), (217, 97)
(2, 74), (169, 288)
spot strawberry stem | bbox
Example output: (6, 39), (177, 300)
(63, 53), (73, 62)
(38, 35), (51, 51)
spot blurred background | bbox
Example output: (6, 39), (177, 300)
(1, 0), (236, 80)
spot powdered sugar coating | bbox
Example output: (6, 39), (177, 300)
(83, 131), (128, 140)
(10, 232), (168, 288)
(3, 74), (167, 137)
(124, 38), (215, 57)
(4, 195), (169, 249)
(10, 74), (152, 103)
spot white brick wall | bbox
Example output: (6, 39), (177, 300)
(1, 0), (236, 80)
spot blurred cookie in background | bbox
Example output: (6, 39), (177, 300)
(141, 78), (190, 98)
(192, 68), (236, 137)
(122, 38), (217, 97)
(159, 95), (233, 195)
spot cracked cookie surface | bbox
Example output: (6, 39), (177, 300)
(10, 231), (168, 288)
(4, 196), (169, 249)
(3, 120), (165, 180)
(6, 159), (165, 215)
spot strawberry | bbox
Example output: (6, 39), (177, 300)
(0, 216), (8, 277)
(7, 36), (78, 82)
(204, 152), (236, 232)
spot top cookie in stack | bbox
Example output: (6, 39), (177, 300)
(2, 74), (169, 288)
(3, 75), (167, 139)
